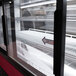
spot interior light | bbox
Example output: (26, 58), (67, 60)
(9, 1), (12, 4)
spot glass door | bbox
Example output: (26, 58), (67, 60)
(64, 0), (76, 76)
(13, 0), (56, 76)
(3, 0), (57, 75)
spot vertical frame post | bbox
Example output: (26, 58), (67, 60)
(9, 0), (17, 57)
(2, 1), (9, 55)
(54, 0), (66, 76)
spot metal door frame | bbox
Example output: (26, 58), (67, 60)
(54, 0), (66, 76)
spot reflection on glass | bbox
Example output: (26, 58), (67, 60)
(64, 1), (76, 76)
(0, 6), (6, 50)
(14, 0), (56, 75)
(21, 0), (51, 4)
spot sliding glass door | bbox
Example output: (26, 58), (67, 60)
(64, 0), (76, 76)
(13, 0), (56, 75)
(4, 0), (57, 76)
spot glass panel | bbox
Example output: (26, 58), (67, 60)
(0, 6), (6, 50)
(15, 0), (56, 75)
(7, 0), (56, 76)
(64, 0), (76, 76)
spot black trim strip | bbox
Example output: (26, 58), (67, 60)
(54, 0), (66, 76)
(0, 48), (7, 55)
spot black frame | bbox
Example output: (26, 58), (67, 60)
(54, 0), (66, 76)
(0, 0), (67, 76)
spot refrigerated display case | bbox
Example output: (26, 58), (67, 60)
(0, 0), (69, 76)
